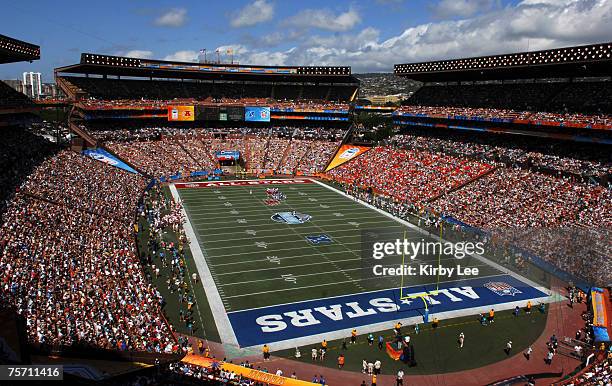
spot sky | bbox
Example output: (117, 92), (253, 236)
(1, 0), (611, 82)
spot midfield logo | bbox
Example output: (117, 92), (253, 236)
(305, 234), (333, 245)
(271, 212), (312, 224)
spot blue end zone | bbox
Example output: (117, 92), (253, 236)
(227, 274), (548, 347)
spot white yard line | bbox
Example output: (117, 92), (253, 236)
(210, 250), (352, 267)
(219, 267), (364, 287)
(203, 242), (362, 258)
(189, 215), (397, 227)
(194, 226), (382, 244)
(229, 272), (509, 309)
(189, 218), (399, 234)
(169, 183), (239, 346)
(213, 257), (362, 275)
(219, 262), (493, 287)
(185, 205), (381, 216)
(200, 233), (417, 251)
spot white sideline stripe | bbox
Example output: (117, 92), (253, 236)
(169, 184), (238, 346)
(311, 179), (554, 297)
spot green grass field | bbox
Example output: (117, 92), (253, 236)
(274, 307), (548, 376)
(176, 179), (502, 313)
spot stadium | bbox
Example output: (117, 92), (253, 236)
(1, 3), (611, 385)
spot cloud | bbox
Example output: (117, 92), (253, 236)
(154, 8), (188, 27)
(230, 0), (274, 28)
(123, 50), (154, 59)
(221, 0), (612, 73)
(430, 0), (500, 19)
(283, 7), (361, 32)
(163, 50), (198, 62)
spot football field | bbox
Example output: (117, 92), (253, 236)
(170, 178), (551, 350)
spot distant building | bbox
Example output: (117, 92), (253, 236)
(41, 82), (60, 98)
(2, 79), (23, 93)
(366, 94), (404, 105)
(22, 71), (42, 99)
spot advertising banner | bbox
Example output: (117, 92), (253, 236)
(167, 105), (195, 121)
(245, 106), (271, 122)
(215, 150), (240, 160)
(82, 148), (139, 174)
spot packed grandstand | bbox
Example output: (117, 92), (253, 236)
(1, 32), (611, 386)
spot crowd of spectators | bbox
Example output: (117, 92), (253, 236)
(390, 133), (611, 178)
(99, 127), (341, 177)
(22, 151), (143, 220)
(0, 128), (59, 217)
(431, 167), (610, 228)
(400, 80), (612, 128)
(395, 105), (612, 128)
(565, 358), (612, 385)
(0, 149), (176, 352)
(327, 146), (494, 204)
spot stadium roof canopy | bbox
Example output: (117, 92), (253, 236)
(56, 53), (358, 84)
(0, 34), (40, 64)
(394, 42), (612, 82)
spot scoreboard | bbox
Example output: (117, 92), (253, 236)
(191, 106), (245, 121)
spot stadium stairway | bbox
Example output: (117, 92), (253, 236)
(199, 139), (220, 169)
(68, 121), (98, 148)
(178, 140), (206, 170)
(427, 165), (499, 203)
(292, 141), (314, 175)
(100, 145), (151, 177)
(276, 139), (294, 173)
